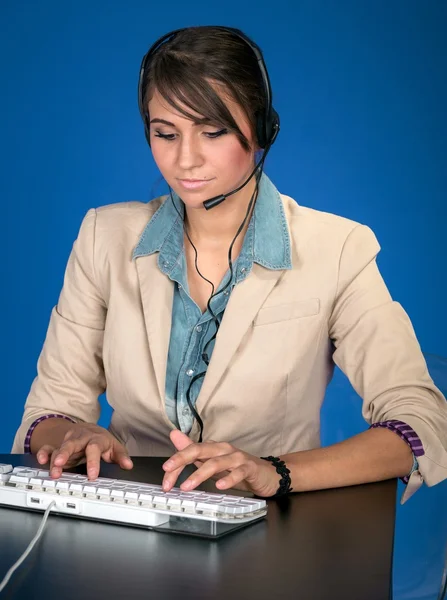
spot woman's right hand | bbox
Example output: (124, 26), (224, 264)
(36, 422), (133, 480)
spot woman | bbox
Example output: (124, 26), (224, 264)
(12, 26), (447, 502)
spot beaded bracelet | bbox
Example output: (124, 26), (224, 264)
(260, 455), (293, 496)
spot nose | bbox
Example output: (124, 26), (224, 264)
(176, 134), (204, 171)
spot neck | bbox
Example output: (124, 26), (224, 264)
(183, 175), (258, 250)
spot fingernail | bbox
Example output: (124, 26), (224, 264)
(182, 480), (193, 490)
(163, 460), (174, 470)
(54, 456), (63, 465)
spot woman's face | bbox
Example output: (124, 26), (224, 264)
(147, 87), (257, 209)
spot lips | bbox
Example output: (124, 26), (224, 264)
(178, 178), (213, 190)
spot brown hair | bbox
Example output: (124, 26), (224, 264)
(141, 27), (266, 152)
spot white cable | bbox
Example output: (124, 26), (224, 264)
(0, 501), (56, 594)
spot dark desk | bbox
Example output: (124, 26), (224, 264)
(0, 454), (396, 600)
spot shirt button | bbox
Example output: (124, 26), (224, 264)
(186, 369), (194, 376)
(196, 325), (202, 333)
(182, 407), (190, 416)
(224, 290), (230, 296)
(240, 267), (246, 274)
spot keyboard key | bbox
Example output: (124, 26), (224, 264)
(219, 503), (246, 515)
(124, 492), (138, 500)
(153, 496), (168, 506)
(42, 479), (56, 488)
(69, 484), (83, 494)
(196, 502), (221, 513)
(111, 490), (125, 499)
(10, 475), (30, 485)
(56, 481), (70, 491)
(181, 500), (196, 510)
(138, 493), (153, 504)
(239, 499), (264, 511)
(166, 497), (182, 509)
(13, 469), (39, 478)
(30, 478), (44, 487)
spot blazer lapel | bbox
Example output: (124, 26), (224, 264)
(135, 254), (173, 402)
(195, 264), (284, 414)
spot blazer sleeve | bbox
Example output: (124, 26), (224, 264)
(11, 209), (107, 453)
(328, 224), (447, 499)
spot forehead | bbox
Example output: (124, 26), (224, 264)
(148, 85), (250, 128)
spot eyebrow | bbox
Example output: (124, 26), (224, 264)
(149, 118), (212, 127)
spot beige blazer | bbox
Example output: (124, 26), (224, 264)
(12, 192), (447, 500)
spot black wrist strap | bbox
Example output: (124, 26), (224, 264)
(260, 455), (293, 496)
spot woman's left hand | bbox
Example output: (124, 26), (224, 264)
(162, 429), (280, 497)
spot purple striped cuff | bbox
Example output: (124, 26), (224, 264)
(370, 420), (424, 484)
(24, 414), (76, 454)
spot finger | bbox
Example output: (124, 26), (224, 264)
(181, 452), (247, 491)
(169, 429), (195, 451)
(49, 445), (85, 478)
(84, 442), (105, 480)
(110, 445), (134, 470)
(214, 465), (252, 491)
(163, 441), (233, 472)
(36, 445), (55, 465)
(52, 437), (87, 468)
(162, 463), (186, 492)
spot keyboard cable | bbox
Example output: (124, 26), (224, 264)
(0, 500), (56, 594)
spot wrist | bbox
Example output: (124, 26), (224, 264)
(29, 416), (76, 454)
(260, 455), (293, 496)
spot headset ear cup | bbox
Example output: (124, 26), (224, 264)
(255, 111), (267, 149)
(269, 108), (280, 146)
(256, 107), (280, 150)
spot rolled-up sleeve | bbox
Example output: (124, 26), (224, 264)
(11, 209), (107, 453)
(328, 224), (447, 502)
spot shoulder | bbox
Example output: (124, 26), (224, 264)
(76, 197), (166, 248)
(279, 192), (380, 252)
(73, 197), (167, 263)
(94, 197), (165, 233)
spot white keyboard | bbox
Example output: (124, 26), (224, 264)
(0, 464), (267, 533)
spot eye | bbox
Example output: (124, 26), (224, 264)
(204, 128), (228, 139)
(153, 128), (229, 141)
(154, 131), (176, 141)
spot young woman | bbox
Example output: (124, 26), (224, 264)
(12, 26), (447, 502)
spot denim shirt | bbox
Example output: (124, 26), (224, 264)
(132, 172), (292, 433)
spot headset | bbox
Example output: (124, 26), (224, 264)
(138, 25), (280, 153)
(137, 26), (280, 440)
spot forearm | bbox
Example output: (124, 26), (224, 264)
(29, 418), (76, 454)
(283, 427), (413, 492)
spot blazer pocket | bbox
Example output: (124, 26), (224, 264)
(253, 298), (320, 327)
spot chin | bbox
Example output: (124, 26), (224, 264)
(178, 194), (209, 210)
(170, 184), (216, 208)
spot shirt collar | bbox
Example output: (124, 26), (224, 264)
(132, 172), (292, 271)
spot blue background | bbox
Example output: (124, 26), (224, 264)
(1, 1), (446, 598)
